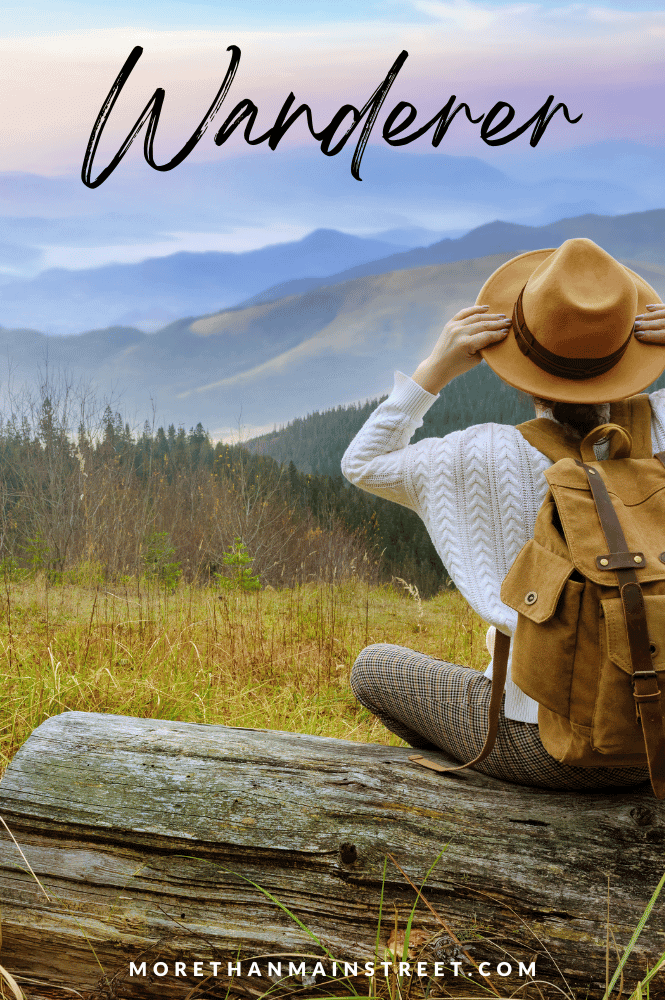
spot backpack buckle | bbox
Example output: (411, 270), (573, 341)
(632, 670), (661, 722)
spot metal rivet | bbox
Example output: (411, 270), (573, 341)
(525, 591), (538, 605)
(600, 558), (609, 566)
(650, 643), (658, 657)
(634, 555), (643, 564)
(588, 469), (597, 475)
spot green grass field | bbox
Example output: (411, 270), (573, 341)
(0, 575), (490, 772)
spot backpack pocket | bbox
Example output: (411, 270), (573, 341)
(501, 539), (583, 716)
(593, 594), (665, 754)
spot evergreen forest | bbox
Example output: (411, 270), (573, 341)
(3, 363), (665, 599)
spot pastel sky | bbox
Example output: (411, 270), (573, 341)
(2, 1), (664, 174)
(1, 0), (664, 438)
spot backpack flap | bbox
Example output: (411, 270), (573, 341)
(501, 538), (583, 715)
(544, 457), (665, 586)
(501, 538), (575, 624)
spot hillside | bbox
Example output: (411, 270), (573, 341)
(1, 250), (551, 433)
(1, 212), (663, 436)
(245, 362), (665, 477)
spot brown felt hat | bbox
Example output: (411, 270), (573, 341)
(477, 238), (665, 403)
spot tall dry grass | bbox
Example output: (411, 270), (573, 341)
(1, 577), (663, 1000)
(0, 575), (487, 773)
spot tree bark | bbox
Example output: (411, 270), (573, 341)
(0, 711), (664, 1000)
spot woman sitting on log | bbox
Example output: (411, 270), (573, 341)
(342, 238), (665, 790)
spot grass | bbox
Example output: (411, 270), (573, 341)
(1, 574), (663, 1000)
(0, 573), (489, 774)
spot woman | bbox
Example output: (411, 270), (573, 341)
(342, 238), (665, 790)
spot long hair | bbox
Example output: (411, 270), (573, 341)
(531, 397), (610, 439)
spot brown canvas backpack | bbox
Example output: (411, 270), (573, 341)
(409, 395), (665, 798)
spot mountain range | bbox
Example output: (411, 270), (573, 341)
(0, 229), (409, 336)
(2, 207), (664, 337)
(1, 208), (664, 437)
(2, 140), (664, 286)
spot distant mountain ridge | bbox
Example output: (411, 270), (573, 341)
(1, 210), (664, 436)
(240, 209), (665, 306)
(4, 141), (664, 286)
(2, 207), (664, 338)
(0, 229), (408, 336)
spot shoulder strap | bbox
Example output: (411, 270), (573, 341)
(577, 459), (665, 799)
(409, 630), (510, 777)
(516, 417), (583, 463)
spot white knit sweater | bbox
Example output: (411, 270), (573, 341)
(341, 372), (665, 723)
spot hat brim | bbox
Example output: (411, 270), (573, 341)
(477, 248), (665, 403)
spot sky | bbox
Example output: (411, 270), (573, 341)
(0, 0), (661, 267)
(1, 1), (664, 176)
(0, 3), (662, 255)
(0, 1), (664, 434)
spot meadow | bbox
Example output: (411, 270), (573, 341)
(2, 573), (664, 1000)
(0, 572), (489, 773)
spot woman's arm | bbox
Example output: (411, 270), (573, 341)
(340, 371), (438, 513)
(341, 306), (511, 510)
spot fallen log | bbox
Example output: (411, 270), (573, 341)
(0, 711), (664, 1000)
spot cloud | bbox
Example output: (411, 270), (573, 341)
(410, 0), (665, 38)
(411, 0), (533, 31)
(0, 8), (663, 175)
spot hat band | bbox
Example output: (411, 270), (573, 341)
(513, 286), (634, 381)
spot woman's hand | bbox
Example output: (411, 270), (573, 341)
(635, 304), (665, 343)
(411, 305), (511, 394)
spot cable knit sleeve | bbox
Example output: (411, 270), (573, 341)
(649, 387), (665, 452)
(341, 371), (439, 515)
(342, 370), (552, 724)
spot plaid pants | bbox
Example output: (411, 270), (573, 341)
(351, 644), (650, 791)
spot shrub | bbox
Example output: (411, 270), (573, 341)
(216, 537), (261, 592)
(142, 531), (182, 591)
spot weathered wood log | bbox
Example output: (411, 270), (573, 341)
(0, 712), (664, 1000)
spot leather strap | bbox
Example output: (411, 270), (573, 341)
(576, 460), (665, 799)
(595, 552), (646, 571)
(409, 630), (510, 776)
(513, 286), (633, 380)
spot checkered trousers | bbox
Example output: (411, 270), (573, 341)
(351, 644), (650, 791)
